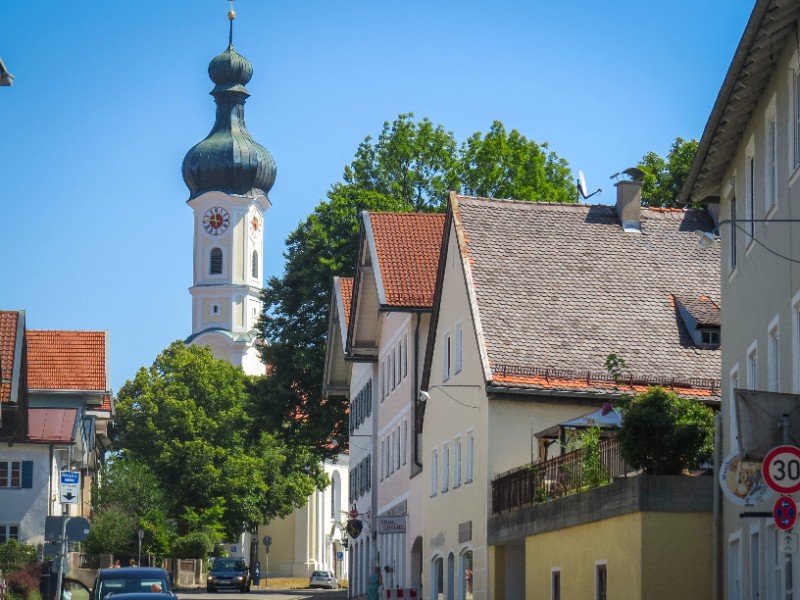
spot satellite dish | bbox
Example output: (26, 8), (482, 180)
(577, 170), (602, 200)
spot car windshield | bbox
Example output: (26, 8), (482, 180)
(96, 578), (168, 599)
(213, 559), (244, 571)
(311, 571), (330, 577)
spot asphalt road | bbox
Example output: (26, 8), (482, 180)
(176, 589), (347, 600)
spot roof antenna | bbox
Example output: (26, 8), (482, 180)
(228, 0), (236, 47)
(577, 170), (602, 201)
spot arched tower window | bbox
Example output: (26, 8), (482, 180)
(252, 250), (259, 278)
(210, 248), (223, 275)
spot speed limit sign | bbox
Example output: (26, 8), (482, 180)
(763, 445), (800, 494)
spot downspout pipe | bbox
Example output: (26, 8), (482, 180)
(413, 313), (423, 468)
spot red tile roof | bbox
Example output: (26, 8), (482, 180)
(339, 277), (354, 329)
(0, 311), (21, 404)
(27, 330), (109, 395)
(369, 213), (445, 307)
(27, 407), (78, 442)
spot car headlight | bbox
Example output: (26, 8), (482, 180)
(235, 575), (244, 581)
(207, 576), (216, 582)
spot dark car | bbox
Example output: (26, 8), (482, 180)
(207, 558), (250, 593)
(93, 568), (172, 600)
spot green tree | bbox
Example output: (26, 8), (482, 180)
(344, 113), (460, 212)
(86, 460), (174, 557)
(254, 186), (409, 456)
(461, 121), (573, 202)
(639, 137), (698, 208)
(113, 342), (326, 539)
(616, 386), (714, 475)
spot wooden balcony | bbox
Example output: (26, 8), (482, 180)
(491, 438), (631, 513)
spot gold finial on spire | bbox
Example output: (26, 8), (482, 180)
(228, 0), (236, 20)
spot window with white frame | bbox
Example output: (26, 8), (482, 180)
(750, 529), (761, 600)
(443, 330), (452, 381)
(595, 562), (607, 600)
(748, 342), (758, 390)
(430, 449), (438, 496)
(730, 191), (738, 270)
(766, 96), (778, 212)
(745, 140), (755, 244)
(730, 366), (740, 452)
(466, 431), (474, 484)
(396, 340), (402, 386)
(729, 534), (743, 600)
(380, 440), (386, 480)
(395, 426), (401, 470)
(0, 461), (21, 488)
(768, 525), (783, 599)
(794, 64), (800, 170)
(0, 525), (19, 543)
(390, 431), (396, 474)
(455, 321), (463, 374)
(769, 319), (780, 392)
(442, 442), (450, 493)
(402, 420), (407, 466)
(454, 435), (462, 488)
(403, 334), (408, 378)
(210, 247), (223, 275)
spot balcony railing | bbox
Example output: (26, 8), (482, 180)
(491, 438), (631, 513)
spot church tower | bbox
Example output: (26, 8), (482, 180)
(182, 7), (275, 375)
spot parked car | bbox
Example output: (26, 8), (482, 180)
(93, 568), (172, 600)
(207, 558), (250, 593)
(309, 570), (340, 590)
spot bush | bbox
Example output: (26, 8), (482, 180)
(6, 562), (41, 600)
(171, 533), (212, 559)
(616, 386), (714, 475)
(0, 540), (37, 574)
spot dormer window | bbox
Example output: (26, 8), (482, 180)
(700, 328), (721, 347)
(674, 294), (721, 349)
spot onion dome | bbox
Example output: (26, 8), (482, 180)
(182, 18), (276, 200)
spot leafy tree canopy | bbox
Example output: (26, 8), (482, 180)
(113, 342), (326, 539)
(257, 114), (574, 453)
(616, 386), (714, 475)
(86, 460), (173, 557)
(639, 137), (698, 208)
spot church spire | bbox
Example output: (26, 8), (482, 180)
(181, 1), (276, 201)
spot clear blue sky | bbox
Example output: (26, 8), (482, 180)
(1, 1), (752, 393)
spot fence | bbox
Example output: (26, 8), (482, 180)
(491, 438), (630, 513)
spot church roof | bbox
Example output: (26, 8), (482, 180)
(182, 19), (276, 200)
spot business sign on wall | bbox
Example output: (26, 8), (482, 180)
(377, 516), (406, 534)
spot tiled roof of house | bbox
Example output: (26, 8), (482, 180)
(452, 195), (721, 397)
(369, 212), (445, 308)
(27, 407), (77, 443)
(0, 311), (21, 404)
(27, 331), (110, 409)
(339, 277), (354, 329)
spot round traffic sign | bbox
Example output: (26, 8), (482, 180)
(774, 495), (798, 531)
(763, 445), (800, 494)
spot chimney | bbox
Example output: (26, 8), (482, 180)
(615, 169), (644, 232)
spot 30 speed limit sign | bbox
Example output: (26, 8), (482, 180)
(763, 445), (800, 494)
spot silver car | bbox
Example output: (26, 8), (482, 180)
(309, 570), (340, 589)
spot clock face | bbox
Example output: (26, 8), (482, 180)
(203, 207), (230, 235)
(249, 210), (262, 239)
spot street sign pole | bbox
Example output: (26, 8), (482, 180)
(781, 414), (792, 600)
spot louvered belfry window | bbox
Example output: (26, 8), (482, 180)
(252, 250), (258, 278)
(210, 248), (223, 274)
